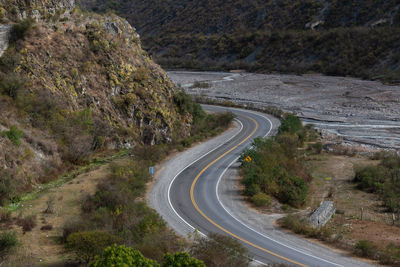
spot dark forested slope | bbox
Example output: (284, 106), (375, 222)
(80, 0), (400, 82)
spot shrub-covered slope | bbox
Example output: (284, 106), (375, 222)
(79, 0), (400, 82)
(0, 3), (190, 203)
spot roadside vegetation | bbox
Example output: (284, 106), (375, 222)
(239, 114), (317, 208)
(354, 153), (400, 213)
(0, 88), (237, 264)
(278, 146), (400, 265)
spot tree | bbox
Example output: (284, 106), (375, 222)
(278, 114), (302, 134)
(90, 245), (159, 267)
(162, 252), (205, 267)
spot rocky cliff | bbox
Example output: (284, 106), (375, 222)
(0, 0), (76, 22)
(0, 3), (189, 204)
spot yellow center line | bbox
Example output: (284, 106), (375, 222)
(190, 116), (308, 267)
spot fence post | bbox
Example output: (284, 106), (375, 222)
(360, 207), (364, 221)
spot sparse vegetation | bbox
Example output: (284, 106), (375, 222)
(0, 231), (18, 255)
(9, 19), (35, 44)
(0, 169), (17, 205)
(17, 215), (36, 233)
(190, 233), (250, 267)
(280, 214), (332, 240)
(354, 153), (400, 212)
(190, 81), (211, 89)
(250, 192), (271, 207)
(1, 125), (23, 146)
(174, 90), (234, 148)
(67, 231), (121, 263)
(354, 240), (377, 258)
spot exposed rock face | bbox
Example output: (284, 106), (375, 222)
(309, 201), (336, 228)
(0, 24), (11, 57)
(0, 0), (76, 22)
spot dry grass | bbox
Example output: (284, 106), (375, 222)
(2, 158), (127, 265)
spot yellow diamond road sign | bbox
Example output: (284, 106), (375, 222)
(245, 156), (252, 163)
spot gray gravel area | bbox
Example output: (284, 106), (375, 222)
(168, 71), (400, 150)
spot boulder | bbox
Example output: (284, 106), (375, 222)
(309, 201), (336, 228)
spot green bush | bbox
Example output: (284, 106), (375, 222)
(174, 90), (205, 121)
(250, 192), (271, 207)
(2, 125), (24, 146)
(278, 114), (302, 134)
(240, 136), (309, 208)
(67, 231), (121, 263)
(90, 244), (158, 267)
(10, 19), (35, 44)
(354, 240), (377, 258)
(380, 243), (400, 265)
(190, 81), (211, 89)
(0, 169), (17, 205)
(0, 231), (18, 253)
(134, 66), (151, 82)
(354, 154), (400, 212)
(280, 214), (332, 240)
(162, 252), (205, 267)
(0, 73), (26, 99)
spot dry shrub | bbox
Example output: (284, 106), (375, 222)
(40, 224), (53, 231)
(190, 233), (249, 267)
(0, 208), (11, 222)
(17, 215), (37, 233)
(64, 134), (93, 164)
(43, 196), (55, 214)
(62, 218), (92, 243)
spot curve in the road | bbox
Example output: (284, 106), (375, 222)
(163, 105), (372, 267)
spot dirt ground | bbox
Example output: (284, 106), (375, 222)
(0, 159), (125, 266)
(305, 153), (400, 250)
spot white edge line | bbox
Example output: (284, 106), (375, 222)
(214, 110), (344, 267)
(167, 114), (244, 238)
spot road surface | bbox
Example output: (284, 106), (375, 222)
(149, 105), (374, 267)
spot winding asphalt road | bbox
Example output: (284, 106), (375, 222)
(149, 105), (373, 267)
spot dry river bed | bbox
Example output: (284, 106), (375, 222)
(168, 71), (400, 151)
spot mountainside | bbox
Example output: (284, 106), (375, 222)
(0, 1), (190, 204)
(79, 0), (400, 82)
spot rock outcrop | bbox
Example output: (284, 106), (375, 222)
(0, 24), (11, 57)
(309, 201), (336, 228)
(0, 0), (76, 22)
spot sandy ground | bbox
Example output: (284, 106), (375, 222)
(168, 71), (400, 151)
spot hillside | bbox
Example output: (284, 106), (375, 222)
(0, 1), (190, 205)
(79, 0), (400, 82)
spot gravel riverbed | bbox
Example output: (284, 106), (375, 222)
(168, 71), (400, 151)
